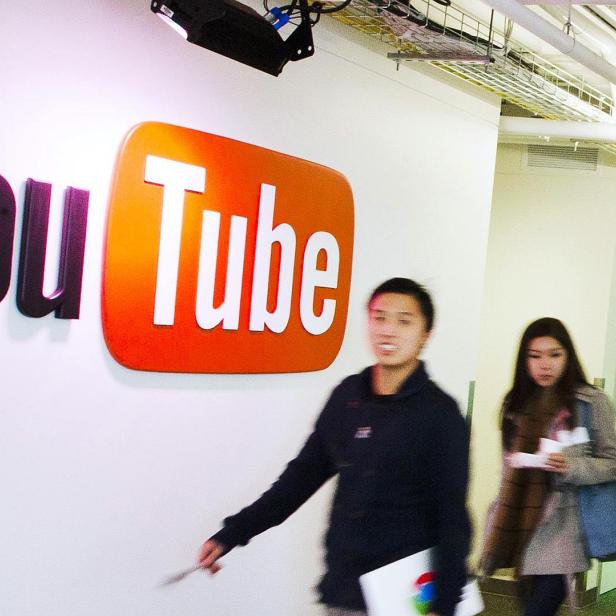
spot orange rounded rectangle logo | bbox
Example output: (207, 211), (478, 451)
(102, 122), (354, 373)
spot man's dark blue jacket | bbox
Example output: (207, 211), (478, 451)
(212, 362), (471, 615)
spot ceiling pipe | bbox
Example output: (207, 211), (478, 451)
(499, 116), (616, 142)
(540, 4), (616, 111)
(540, 5), (612, 55)
(588, 6), (616, 34)
(578, 6), (616, 42)
(479, 0), (616, 85)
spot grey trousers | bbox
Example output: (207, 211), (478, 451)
(325, 609), (368, 616)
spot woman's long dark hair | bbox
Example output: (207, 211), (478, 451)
(501, 317), (589, 449)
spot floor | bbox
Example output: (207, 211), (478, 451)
(482, 589), (616, 615)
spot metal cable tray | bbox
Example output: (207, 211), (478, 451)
(329, 0), (616, 126)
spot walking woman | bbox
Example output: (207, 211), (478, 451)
(481, 317), (616, 616)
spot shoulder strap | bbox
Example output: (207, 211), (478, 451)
(576, 398), (595, 448)
(577, 399), (591, 428)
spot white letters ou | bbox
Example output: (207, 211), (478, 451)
(145, 156), (341, 334)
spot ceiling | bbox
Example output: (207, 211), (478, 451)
(328, 0), (616, 129)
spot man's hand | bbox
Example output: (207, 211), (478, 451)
(197, 539), (225, 575)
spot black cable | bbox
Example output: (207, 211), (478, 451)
(277, 0), (300, 14)
(274, 0), (535, 76)
(310, 0), (352, 14)
(278, 0), (352, 17)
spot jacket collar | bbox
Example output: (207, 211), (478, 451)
(575, 383), (599, 403)
(360, 361), (430, 400)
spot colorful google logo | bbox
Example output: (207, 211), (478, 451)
(413, 571), (436, 614)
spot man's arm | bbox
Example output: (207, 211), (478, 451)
(197, 402), (339, 571)
(428, 403), (471, 616)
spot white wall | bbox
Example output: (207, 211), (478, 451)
(0, 2), (499, 615)
(470, 143), (616, 574)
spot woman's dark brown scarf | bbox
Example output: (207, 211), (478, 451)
(481, 390), (561, 575)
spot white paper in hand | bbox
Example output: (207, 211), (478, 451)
(539, 438), (563, 455)
(359, 548), (484, 616)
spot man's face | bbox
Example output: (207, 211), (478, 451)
(368, 292), (430, 370)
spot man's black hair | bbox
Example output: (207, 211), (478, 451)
(368, 277), (435, 331)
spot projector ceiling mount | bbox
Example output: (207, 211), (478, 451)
(151, 0), (351, 76)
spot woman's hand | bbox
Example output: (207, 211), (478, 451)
(545, 452), (567, 474)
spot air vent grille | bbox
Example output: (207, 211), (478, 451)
(527, 145), (598, 171)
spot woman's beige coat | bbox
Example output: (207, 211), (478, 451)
(521, 385), (616, 575)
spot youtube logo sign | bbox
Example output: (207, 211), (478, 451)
(102, 122), (354, 373)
